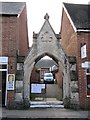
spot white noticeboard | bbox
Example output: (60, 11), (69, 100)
(31, 84), (45, 93)
(81, 45), (87, 58)
(7, 74), (15, 90)
(82, 61), (90, 68)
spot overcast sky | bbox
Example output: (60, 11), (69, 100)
(0, 0), (89, 47)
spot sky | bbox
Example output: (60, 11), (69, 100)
(0, 0), (89, 47)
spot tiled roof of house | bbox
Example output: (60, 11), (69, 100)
(64, 3), (90, 30)
(0, 2), (25, 15)
(36, 59), (58, 69)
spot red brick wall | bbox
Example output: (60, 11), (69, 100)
(18, 6), (29, 56)
(1, 16), (17, 56)
(30, 66), (40, 83)
(1, 10), (29, 71)
(55, 67), (63, 88)
(61, 8), (90, 109)
(77, 32), (90, 109)
(7, 91), (15, 105)
(87, 33), (90, 60)
(0, 5), (29, 106)
(61, 9), (77, 56)
(1, 6), (29, 57)
(0, 16), (18, 105)
(1, 16), (17, 74)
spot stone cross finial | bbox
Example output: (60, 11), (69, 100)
(44, 13), (49, 20)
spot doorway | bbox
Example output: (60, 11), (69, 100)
(30, 56), (63, 103)
(0, 68), (7, 107)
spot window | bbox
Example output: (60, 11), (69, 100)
(87, 68), (90, 73)
(0, 65), (7, 69)
(86, 68), (90, 97)
(87, 75), (90, 97)
(86, 68), (90, 75)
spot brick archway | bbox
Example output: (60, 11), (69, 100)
(24, 13), (70, 102)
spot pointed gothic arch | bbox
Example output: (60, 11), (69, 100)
(35, 52), (58, 64)
(24, 13), (71, 102)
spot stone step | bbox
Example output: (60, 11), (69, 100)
(30, 101), (64, 108)
(30, 104), (64, 108)
(30, 101), (63, 105)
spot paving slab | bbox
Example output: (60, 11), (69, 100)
(1, 107), (90, 118)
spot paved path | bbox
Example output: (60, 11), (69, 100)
(1, 107), (90, 118)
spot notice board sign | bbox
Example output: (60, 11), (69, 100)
(7, 74), (15, 90)
(81, 44), (87, 58)
(31, 84), (45, 93)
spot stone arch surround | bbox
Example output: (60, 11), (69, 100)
(23, 13), (71, 101)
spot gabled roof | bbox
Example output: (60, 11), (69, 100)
(37, 13), (58, 39)
(36, 59), (58, 69)
(0, 2), (25, 15)
(63, 3), (90, 30)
